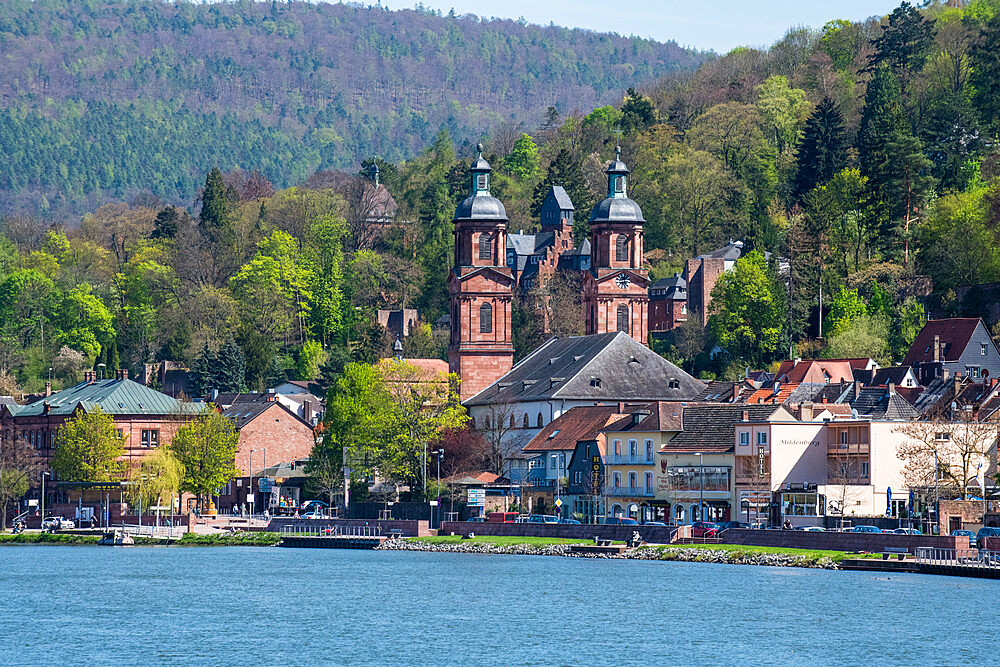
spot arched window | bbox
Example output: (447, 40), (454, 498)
(674, 504), (685, 523)
(617, 305), (629, 334)
(628, 440), (637, 457)
(645, 439), (653, 461)
(536, 412), (544, 428)
(616, 234), (629, 262)
(612, 472), (622, 489)
(628, 471), (637, 489)
(612, 504), (623, 517)
(522, 414), (529, 428)
(645, 472), (652, 491)
(480, 302), (493, 333)
(478, 232), (492, 260)
(509, 415), (516, 428)
(691, 504), (700, 522)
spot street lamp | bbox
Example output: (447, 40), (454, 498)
(432, 449), (444, 527)
(695, 452), (704, 523)
(40, 471), (51, 526)
(97, 362), (106, 380)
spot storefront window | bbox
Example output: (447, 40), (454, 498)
(781, 493), (825, 516)
(663, 466), (730, 492)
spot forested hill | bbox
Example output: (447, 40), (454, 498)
(0, 0), (701, 217)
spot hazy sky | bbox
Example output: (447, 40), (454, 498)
(392, 1), (903, 52)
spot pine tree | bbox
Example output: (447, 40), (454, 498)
(151, 206), (180, 239)
(621, 87), (657, 135)
(214, 340), (247, 393)
(191, 343), (219, 399)
(107, 341), (120, 375)
(199, 167), (229, 241)
(865, 2), (933, 94)
(792, 98), (846, 201)
(970, 13), (1000, 136)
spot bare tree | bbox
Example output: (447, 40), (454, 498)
(477, 398), (533, 476)
(0, 433), (39, 530)
(896, 415), (999, 501)
(826, 457), (864, 530)
(737, 451), (772, 527)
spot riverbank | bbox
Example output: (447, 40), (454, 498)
(0, 532), (281, 547)
(376, 536), (846, 569)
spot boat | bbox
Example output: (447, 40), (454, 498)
(98, 530), (135, 546)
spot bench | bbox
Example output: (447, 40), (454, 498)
(882, 547), (908, 560)
(388, 529), (404, 539)
(594, 537), (613, 547)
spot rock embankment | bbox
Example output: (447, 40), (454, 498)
(375, 539), (838, 569)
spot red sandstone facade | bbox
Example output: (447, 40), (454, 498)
(229, 401), (316, 475)
(448, 147), (515, 402)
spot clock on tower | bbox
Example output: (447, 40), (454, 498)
(615, 272), (630, 289)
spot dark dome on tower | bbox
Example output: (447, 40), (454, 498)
(589, 146), (644, 224)
(454, 143), (509, 222)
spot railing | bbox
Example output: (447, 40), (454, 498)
(605, 486), (655, 497)
(914, 547), (1000, 569)
(116, 524), (182, 539)
(827, 443), (870, 454)
(606, 456), (655, 466)
(281, 524), (382, 538)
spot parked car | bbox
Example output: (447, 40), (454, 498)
(558, 518), (581, 524)
(851, 525), (882, 533)
(301, 511), (325, 519)
(42, 516), (74, 530)
(604, 517), (638, 526)
(466, 516), (488, 522)
(487, 512), (518, 523)
(976, 526), (1000, 546)
(720, 521), (748, 530)
(528, 514), (558, 524)
(643, 521), (667, 526)
(690, 521), (721, 538)
(951, 529), (977, 547)
(794, 526), (826, 532)
(892, 528), (922, 535)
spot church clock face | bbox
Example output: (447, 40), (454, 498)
(615, 272), (630, 289)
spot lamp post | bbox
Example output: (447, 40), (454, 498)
(249, 449), (255, 517)
(40, 471), (50, 527)
(695, 452), (704, 522)
(97, 362), (106, 380)
(433, 449), (444, 527)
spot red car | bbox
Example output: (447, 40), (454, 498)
(690, 521), (721, 538)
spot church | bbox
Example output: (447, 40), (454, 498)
(447, 144), (674, 403)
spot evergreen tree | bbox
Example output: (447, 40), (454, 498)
(792, 98), (846, 201)
(530, 148), (593, 243)
(215, 339), (247, 393)
(920, 92), (982, 191)
(199, 167), (229, 242)
(865, 1), (934, 93)
(107, 340), (120, 375)
(151, 206), (181, 239)
(621, 87), (657, 135)
(969, 13), (1000, 136)
(190, 343), (219, 398)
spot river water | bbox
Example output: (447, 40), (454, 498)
(0, 546), (996, 665)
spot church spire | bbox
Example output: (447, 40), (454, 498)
(605, 144), (630, 199)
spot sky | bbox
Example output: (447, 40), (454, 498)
(390, 1), (904, 52)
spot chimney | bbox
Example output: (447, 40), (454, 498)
(44, 381), (52, 397)
(83, 371), (95, 383)
(954, 375), (962, 397)
(887, 382), (895, 395)
(793, 357), (801, 367)
(116, 369), (128, 381)
(933, 334), (940, 362)
(266, 388), (278, 402)
(741, 409), (749, 422)
(800, 402), (814, 421)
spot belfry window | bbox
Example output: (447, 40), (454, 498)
(478, 233), (491, 260)
(617, 305), (629, 334)
(616, 234), (629, 262)
(477, 173), (488, 191)
(614, 175), (625, 194)
(480, 302), (493, 333)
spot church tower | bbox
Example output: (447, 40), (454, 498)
(582, 146), (650, 345)
(448, 144), (515, 401)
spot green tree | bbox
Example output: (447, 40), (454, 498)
(708, 250), (785, 365)
(215, 339), (247, 393)
(970, 12), (1000, 135)
(295, 340), (327, 380)
(125, 446), (183, 516)
(199, 167), (230, 241)
(170, 407), (241, 510)
(51, 407), (126, 482)
(822, 314), (891, 365)
(0, 433), (37, 530)
(793, 97), (847, 201)
(502, 133), (540, 182)
(823, 287), (868, 337)
(866, 1), (934, 92)
(756, 75), (810, 153)
(620, 87), (657, 135)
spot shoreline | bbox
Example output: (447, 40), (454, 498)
(375, 538), (842, 569)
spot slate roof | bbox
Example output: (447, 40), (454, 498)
(560, 238), (591, 257)
(222, 400), (311, 430)
(603, 401), (685, 433)
(465, 332), (705, 406)
(589, 196), (645, 224)
(454, 194), (508, 222)
(660, 404), (782, 453)
(696, 240), (745, 261)
(650, 274), (686, 300)
(3, 379), (202, 417)
(548, 185), (574, 210)
(850, 388), (920, 420)
(696, 381), (738, 402)
(902, 318), (983, 366)
(524, 405), (625, 452)
(871, 366), (913, 386)
(910, 377), (960, 415)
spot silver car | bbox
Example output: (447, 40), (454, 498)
(41, 516), (75, 530)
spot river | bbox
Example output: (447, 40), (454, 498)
(0, 546), (996, 665)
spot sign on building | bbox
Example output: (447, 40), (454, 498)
(467, 488), (485, 507)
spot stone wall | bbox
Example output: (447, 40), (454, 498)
(723, 528), (967, 554)
(938, 499), (997, 534)
(266, 518), (427, 537)
(233, 402), (314, 475)
(438, 521), (676, 543)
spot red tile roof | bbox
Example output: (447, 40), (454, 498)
(524, 405), (625, 451)
(746, 383), (800, 404)
(773, 359), (854, 384)
(902, 318), (983, 366)
(441, 471), (504, 485)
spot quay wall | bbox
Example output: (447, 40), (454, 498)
(265, 518), (427, 537)
(723, 528), (968, 554)
(438, 521), (677, 544)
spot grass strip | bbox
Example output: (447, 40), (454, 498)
(404, 535), (624, 547)
(647, 543), (853, 564)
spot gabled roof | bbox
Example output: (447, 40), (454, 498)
(547, 185), (574, 210)
(773, 359), (855, 384)
(603, 402), (685, 433)
(696, 240), (745, 262)
(660, 404), (783, 453)
(222, 400), (312, 430)
(4, 379), (202, 417)
(561, 238), (591, 257)
(746, 383), (800, 405)
(871, 366), (914, 387)
(523, 405), (625, 452)
(441, 471), (506, 485)
(903, 318), (985, 366)
(465, 332), (705, 406)
(850, 388), (919, 420)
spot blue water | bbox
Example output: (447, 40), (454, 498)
(0, 546), (996, 665)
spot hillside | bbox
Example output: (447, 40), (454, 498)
(0, 0), (701, 217)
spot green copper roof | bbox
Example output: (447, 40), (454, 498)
(5, 379), (204, 417)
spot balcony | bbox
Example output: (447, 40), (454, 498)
(605, 486), (655, 498)
(735, 473), (771, 486)
(827, 443), (869, 455)
(606, 455), (655, 466)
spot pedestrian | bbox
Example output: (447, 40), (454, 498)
(783, 518), (792, 530)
